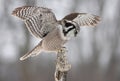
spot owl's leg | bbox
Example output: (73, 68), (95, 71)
(20, 41), (43, 61)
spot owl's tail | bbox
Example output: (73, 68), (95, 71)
(20, 41), (43, 61)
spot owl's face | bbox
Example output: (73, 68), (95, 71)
(61, 19), (80, 39)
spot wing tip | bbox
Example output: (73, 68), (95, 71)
(95, 15), (101, 21)
(12, 6), (22, 15)
(19, 55), (28, 61)
(19, 53), (31, 61)
(89, 14), (101, 27)
(20, 57), (24, 61)
(12, 8), (18, 16)
(12, 6), (32, 16)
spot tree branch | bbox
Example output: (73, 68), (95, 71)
(55, 48), (71, 81)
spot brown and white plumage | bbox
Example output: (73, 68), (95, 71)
(12, 6), (101, 60)
(12, 6), (57, 38)
(63, 13), (100, 27)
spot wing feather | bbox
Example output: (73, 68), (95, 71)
(63, 13), (101, 27)
(12, 6), (57, 38)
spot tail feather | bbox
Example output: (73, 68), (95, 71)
(20, 41), (43, 61)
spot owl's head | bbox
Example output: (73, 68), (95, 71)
(60, 19), (80, 39)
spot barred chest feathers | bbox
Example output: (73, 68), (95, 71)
(41, 27), (67, 51)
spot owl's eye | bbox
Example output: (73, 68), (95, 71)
(65, 22), (73, 27)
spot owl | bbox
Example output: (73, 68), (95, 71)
(12, 6), (101, 60)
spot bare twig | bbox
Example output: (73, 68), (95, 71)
(55, 47), (71, 81)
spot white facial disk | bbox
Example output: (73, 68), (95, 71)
(62, 20), (80, 40)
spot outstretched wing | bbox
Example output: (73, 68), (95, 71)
(63, 13), (101, 27)
(12, 6), (57, 38)
(20, 41), (43, 61)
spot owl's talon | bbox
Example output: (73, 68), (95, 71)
(57, 47), (68, 53)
